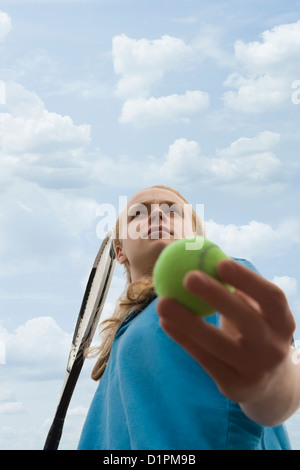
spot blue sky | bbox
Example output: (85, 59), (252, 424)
(0, 0), (300, 450)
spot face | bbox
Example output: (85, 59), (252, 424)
(115, 187), (195, 282)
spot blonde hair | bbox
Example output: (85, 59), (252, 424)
(87, 185), (205, 381)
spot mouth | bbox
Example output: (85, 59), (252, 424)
(148, 226), (171, 238)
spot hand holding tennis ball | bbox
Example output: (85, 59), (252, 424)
(153, 236), (234, 317)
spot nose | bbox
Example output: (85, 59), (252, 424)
(149, 206), (167, 224)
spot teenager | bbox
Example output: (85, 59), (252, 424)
(78, 185), (298, 450)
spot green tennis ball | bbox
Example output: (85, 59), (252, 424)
(153, 236), (234, 317)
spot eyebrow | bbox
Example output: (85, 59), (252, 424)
(129, 200), (184, 209)
(127, 200), (185, 219)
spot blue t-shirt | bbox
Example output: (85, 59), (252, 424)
(78, 259), (292, 450)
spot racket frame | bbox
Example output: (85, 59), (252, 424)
(43, 230), (116, 450)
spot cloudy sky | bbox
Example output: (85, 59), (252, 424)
(0, 0), (300, 450)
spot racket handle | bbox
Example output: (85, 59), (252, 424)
(43, 355), (84, 450)
(43, 416), (65, 450)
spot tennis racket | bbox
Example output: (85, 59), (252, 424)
(43, 229), (116, 450)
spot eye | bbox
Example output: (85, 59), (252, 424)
(129, 208), (148, 220)
(166, 206), (182, 216)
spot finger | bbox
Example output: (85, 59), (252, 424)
(183, 270), (267, 343)
(157, 297), (250, 372)
(217, 259), (295, 337)
(233, 289), (262, 313)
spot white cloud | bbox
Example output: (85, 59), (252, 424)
(223, 74), (287, 113)
(112, 29), (231, 101)
(0, 82), (91, 155)
(223, 20), (300, 112)
(155, 132), (283, 187)
(1, 317), (71, 379)
(216, 131), (281, 158)
(271, 276), (298, 298)
(112, 34), (193, 99)
(0, 112), (90, 155)
(205, 219), (283, 261)
(159, 138), (202, 181)
(112, 30), (237, 126)
(210, 151), (281, 183)
(205, 217), (300, 262)
(0, 11), (12, 43)
(119, 90), (209, 127)
(0, 82), (95, 190)
(234, 21), (300, 74)
(0, 81), (178, 192)
(0, 179), (103, 277)
(0, 402), (25, 415)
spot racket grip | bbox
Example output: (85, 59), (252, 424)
(43, 417), (65, 450)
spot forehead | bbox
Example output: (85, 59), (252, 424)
(127, 187), (186, 208)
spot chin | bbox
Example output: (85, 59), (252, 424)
(150, 237), (175, 254)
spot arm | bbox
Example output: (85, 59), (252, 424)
(239, 345), (300, 426)
(156, 259), (299, 427)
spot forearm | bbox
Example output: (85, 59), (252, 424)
(240, 346), (300, 427)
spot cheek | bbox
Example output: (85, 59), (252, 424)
(172, 216), (185, 237)
(173, 215), (195, 238)
(128, 218), (148, 239)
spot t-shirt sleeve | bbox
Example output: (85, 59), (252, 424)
(231, 257), (261, 275)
